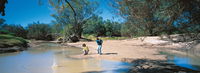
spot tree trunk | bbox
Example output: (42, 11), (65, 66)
(77, 29), (82, 39)
(75, 23), (83, 39)
(64, 0), (80, 39)
(149, 29), (153, 36)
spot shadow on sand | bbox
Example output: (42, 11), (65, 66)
(102, 53), (118, 55)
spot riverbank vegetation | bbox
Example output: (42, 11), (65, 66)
(1, 0), (200, 43)
(0, 0), (199, 53)
(0, 21), (28, 48)
(49, 0), (200, 43)
(0, 34), (27, 48)
(0, 29), (28, 53)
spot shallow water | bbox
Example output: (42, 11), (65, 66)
(161, 51), (200, 71)
(0, 43), (132, 73)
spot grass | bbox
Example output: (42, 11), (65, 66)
(83, 34), (130, 41)
(0, 34), (28, 48)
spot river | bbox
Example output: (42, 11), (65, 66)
(0, 43), (132, 73)
(160, 51), (200, 71)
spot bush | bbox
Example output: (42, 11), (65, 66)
(0, 30), (15, 35)
(0, 34), (28, 48)
(1, 24), (27, 38)
(27, 22), (52, 40)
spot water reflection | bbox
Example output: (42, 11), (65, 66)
(0, 43), (132, 73)
(0, 51), (54, 73)
(53, 48), (131, 73)
(166, 53), (200, 70)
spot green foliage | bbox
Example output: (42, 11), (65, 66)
(0, 34), (28, 48)
(0, 30), (15, 35)
(51, 21), (63, 34)
(113, 0), (164, 36)
(49, 0), (99, 38)
(105, 20), (121, 36)
(104, 20), (114, 36)
(27, 22), (52, 40)
(120, 23), (134, 37)
(111, 0), (200, 38)
(100, 37), (129, 40)
(83, 15), (121, 37)
(83, 34), (128, 40)
(62, 24), (73, 40)
(1, 24), (27, 38)
(0, 18), (5, 25)
(84, 16), (106, 36)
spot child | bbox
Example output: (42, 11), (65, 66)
(82, 43), (89, 55)
(96, 37), (103, 55)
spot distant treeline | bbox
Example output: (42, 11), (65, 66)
(0, 17), (122, 41)
(0, 20), (52, 40)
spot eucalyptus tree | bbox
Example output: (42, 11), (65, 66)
(166, 0), (200, 34)
(84, 15), (122, 37)
(49, 0), (99, 39)
(84, 15), (106, 36)
(111, 0), (200, 38)
(111, 0), (163, 36)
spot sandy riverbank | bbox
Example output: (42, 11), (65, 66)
(67, 37), (200, 73)
(67, 37), (184, 62)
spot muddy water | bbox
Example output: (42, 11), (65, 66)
(0, 43), (131, 73)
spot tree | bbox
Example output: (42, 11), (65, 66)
(0, 18), (5, 25)
(51, 20), (63, 34)
(84, 15), (106, 36)
(83, 15), (121, 37)
(111, 0), (200, 38)
(168, 0), (200, 33)
(27, 22), (52, 40)
(49, 0), (99, 39)
(111, 0), (163, 36)
(0, 18), (6, 30)
(0, 0), (7, 16)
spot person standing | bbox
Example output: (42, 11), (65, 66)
(96, 37), (103, 55)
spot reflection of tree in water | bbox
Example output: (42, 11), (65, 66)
(27, 43), (62, 54)
(0, 52), (20, 57)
